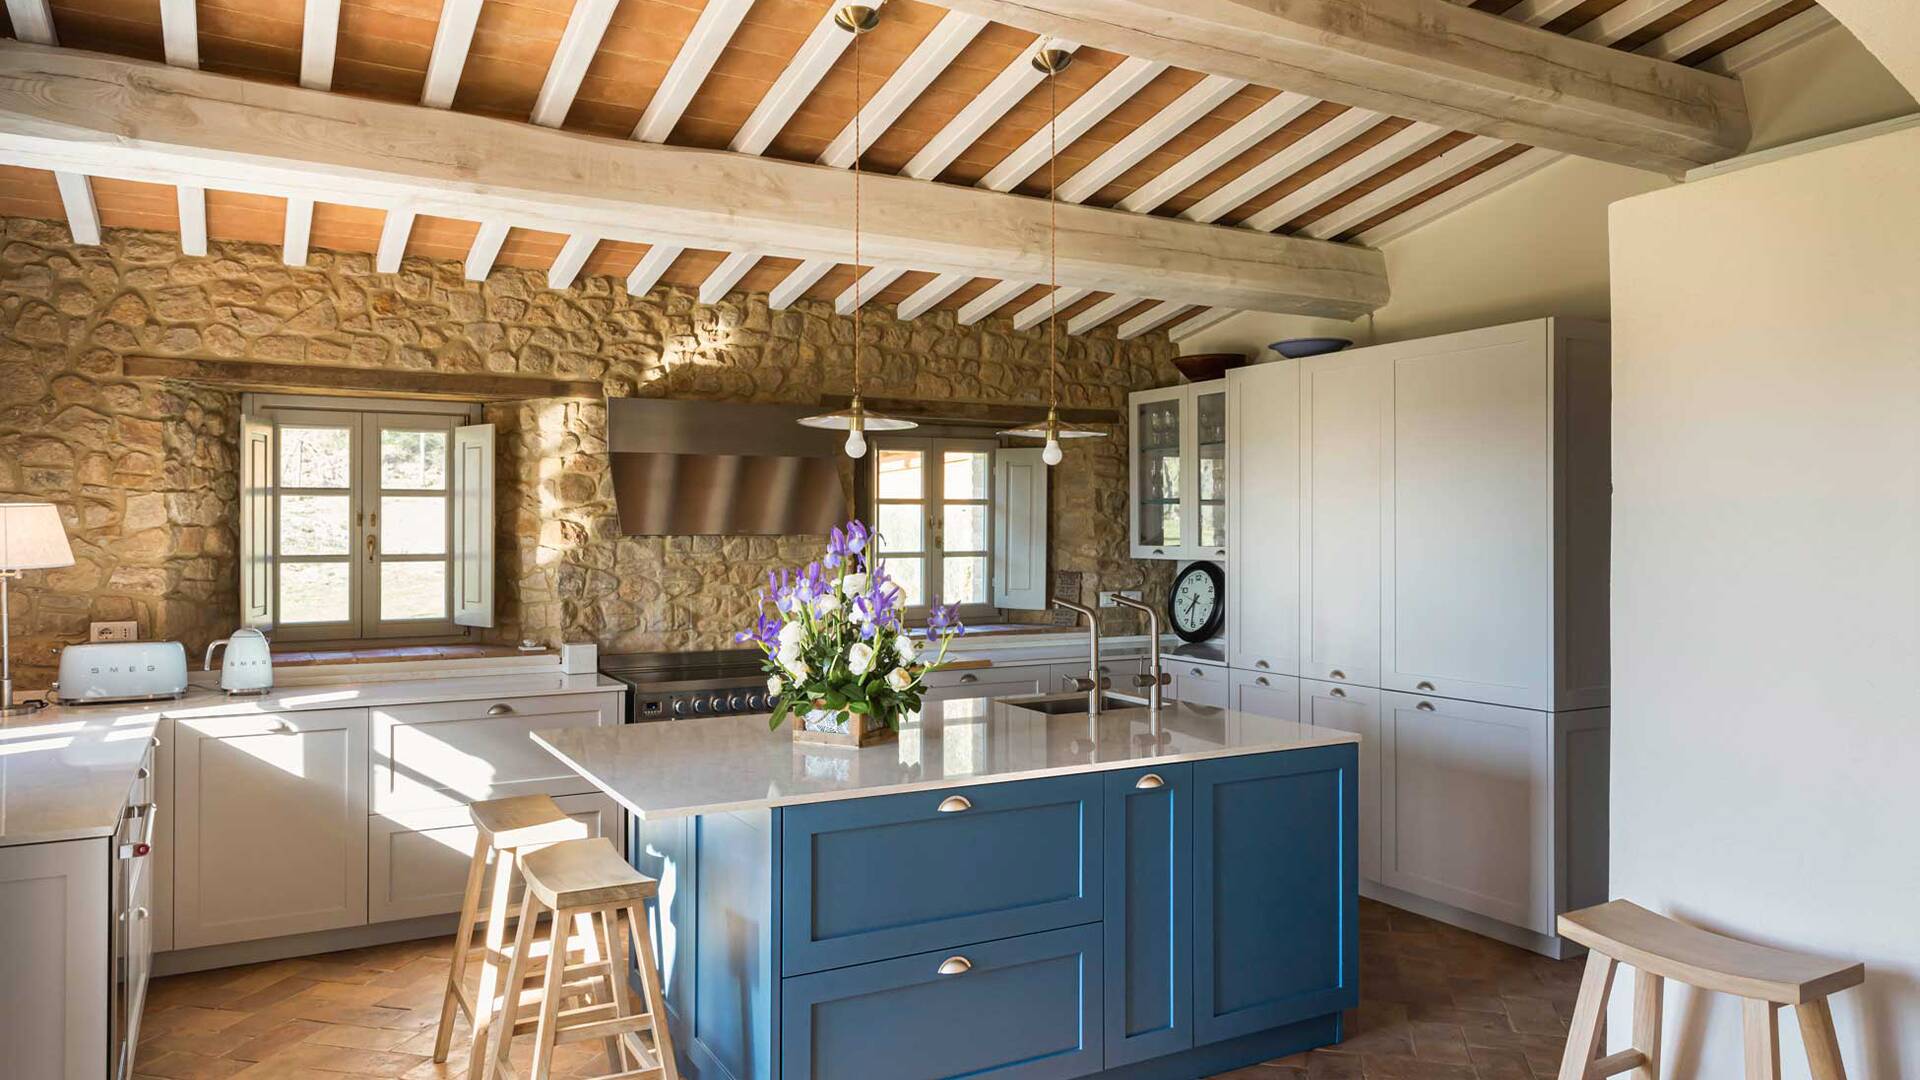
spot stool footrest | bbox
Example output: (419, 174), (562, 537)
(1591, 1049), (1648, 1077)
(555, 1012), (656, 1047)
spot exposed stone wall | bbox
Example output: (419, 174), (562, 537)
(0, 217), (1179, 691)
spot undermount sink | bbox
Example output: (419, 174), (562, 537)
(1003, 692), (1148, 715)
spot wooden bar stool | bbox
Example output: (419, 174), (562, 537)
(1556, 900), (1865, 1080)
(491, 836), (678, 1080)
(434, 795), (610, 1080)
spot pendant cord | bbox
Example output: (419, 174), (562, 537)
(852, 28), (863, 399)
(1047, 66), (1058, 412)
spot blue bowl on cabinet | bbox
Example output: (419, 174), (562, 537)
(1270, 338), (1353, 359)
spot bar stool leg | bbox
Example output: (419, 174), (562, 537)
(1632, 970), (1664, 1080)
(572, 909), (623, 1071)
(1558, 951), (1618, 1080)
(627, 901), (680, 1080)
(1743, 1000), (1781, 1080)
(600, 906), (642, 1070)
(435, 830), (492, 1063)
(1797, 999), (1848, 1080)
(468, 844), (522, 1080)
(529, 907), (572, 1080)
(487, 890), (544, 1080)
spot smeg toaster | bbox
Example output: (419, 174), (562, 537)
(55, 641), (190, 704)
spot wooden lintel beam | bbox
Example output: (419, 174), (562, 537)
(123, 355), (602, 401)
(0, 42), (1387, 319)
(930, 0), (1749, 174)
(819, 394), (1120, 427)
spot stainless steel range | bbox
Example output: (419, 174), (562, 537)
(599, 648), (775, 722)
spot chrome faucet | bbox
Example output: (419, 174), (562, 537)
(1051, 596), (1104, 716)
(1111, 594), (1168, 711)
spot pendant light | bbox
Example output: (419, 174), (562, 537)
(1000, 45), (1106, 466)
(799, 5), (916, 458)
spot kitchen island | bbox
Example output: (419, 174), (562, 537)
(534, 694), (1361, 1080)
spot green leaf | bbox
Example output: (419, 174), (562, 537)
(768, 697), (791, 731)
(847, 700), (870, 714)
(823, 690), (848, 709)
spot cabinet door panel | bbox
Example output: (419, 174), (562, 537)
(1168, 661), (1229, 709)
(173, 708), (369, 949)
(1379, 692), (1552, 933)
(1194, 382), (1229, 558)
(1228, 669), (1300, 721)
(1228, 362), (1300, 675)
(1299, 680), (1381, 882)
(1299, 352), (1388, 686)
(1131, 385), (1189, 559)
(371, 691), (618, 813)
(1103, 763), (1193, 1067)
(1384, 326), (1551, 708)
(1194, 746), (1358, 1044)
(781, 925), (1103, 1080)
(368, 793), (619, 922)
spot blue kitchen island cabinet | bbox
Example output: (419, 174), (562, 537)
(537, 697), (1360, 1080)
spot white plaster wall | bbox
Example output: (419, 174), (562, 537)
(1607, 122), (1920, 1077)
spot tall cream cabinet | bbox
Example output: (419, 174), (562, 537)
(1220, 318), (1611, 957)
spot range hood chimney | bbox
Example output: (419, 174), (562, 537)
(606, 398), (850, 536)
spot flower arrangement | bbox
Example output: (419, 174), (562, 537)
(738, 519), (967, 743)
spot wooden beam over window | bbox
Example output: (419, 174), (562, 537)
(0, 42), (1388, 319)
(930, 0), (1749, 174)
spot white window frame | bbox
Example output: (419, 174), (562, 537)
(242, 393), (483, 644)
(870, 437), (1000, 622)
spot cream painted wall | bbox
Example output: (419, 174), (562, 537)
(1185, 25), (1915, 360)
(1608, 123), (1920, 1077)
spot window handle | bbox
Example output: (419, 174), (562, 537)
(365, 535), (376, 562)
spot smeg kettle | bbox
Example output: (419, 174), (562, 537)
(205, 627), (273, 695)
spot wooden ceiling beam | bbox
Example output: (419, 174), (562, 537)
(52, 170), (96, 245)
(929, 0), (1747, 174)
(283, 195), (313, 266)
(177, 185), (207, 256)
(1116, 301), (1190, 340)
(635, 0), (754, 143)
(531, 0), (619, 129)
(0, 43), (1387, 317)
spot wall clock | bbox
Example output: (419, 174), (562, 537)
(1167, 561), (1225, 643)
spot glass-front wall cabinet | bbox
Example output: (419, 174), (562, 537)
(1129, 380), (1227, 561)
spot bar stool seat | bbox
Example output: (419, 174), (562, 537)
(1556, 900), (1864, 1080)
(434, 795), (605, 1080)
(491, 837), (679, 1080)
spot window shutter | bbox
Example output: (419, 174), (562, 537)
(992, 447), (1049, 610)
(452, 423), (496, 628)
(239, 416), (275, 628)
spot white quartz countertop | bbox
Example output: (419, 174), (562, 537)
(1, 669), (623, 848)
(533, 696), (1358, 820)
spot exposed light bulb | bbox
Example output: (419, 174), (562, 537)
(845, 428), (868, 459)
(1042, 437), (1063, 466)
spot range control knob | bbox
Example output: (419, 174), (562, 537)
(693, 697), (712, 715)
(670, 699), (691, 718)
(728, 692), (747, 712)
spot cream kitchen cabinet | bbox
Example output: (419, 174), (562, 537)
(1299, 679), (1381, 883)
(1226, 361), (1299, 676)
(1226, 668), (1299, 721)
(1129, 379), (1228, 561)
(369, 792), (620, 922)
(921, 663), (1050, 702)
(1297, 349), (1389, 688)
(371, 691), (621, 813)
(172, 708), (370, 949)
(1165, 659), (1229, 709)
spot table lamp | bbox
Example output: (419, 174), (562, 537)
(0, 503), (74, 717)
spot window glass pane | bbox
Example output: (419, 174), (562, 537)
(380, 429), (448, 490)
(942, 556), (988, 606)
(280, 562), (350, 623)
(882, 557), (923, 609)
(381, 496), (447, 555)
(876, 449), (922, 499)
(943, 451), (988, 500)
(280, 426), (350, 488)
(944, 504), (985, 552)
(876, 504), (922, 553)
(381, 561), (447, 620)
(279, 495), (350, 555)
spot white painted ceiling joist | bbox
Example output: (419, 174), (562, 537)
(1054, 74), (1245, 204)
(4, 0), (54, 46)
(159, 0), (199, 68)
(421, 0), (484, 109)
(957, 279), (1031, 325)
(53, 171), (97, 245)
(530, 0), (619, 128)
(978, 57), (1166, 193)
(1116, 301), (1190, 340)
(465, 220), (510, 282)
(834, 267), (907, 315)
(732, 1), (888, 156)
(1065, 292), (1137, 335)
(282, 195), (313, 266)
(1166, 306), (1236, 342)
(633, 0), (754, 143)
(1355, 146), (1560, 247)
(625, 245), (682, 298)
(176, 185), (207, 256)
(376, 207), (415, 274)
(1568, 0), (1694, 45)
(1638, 0), (1794, 61)
(1115, 91), (1319, 214)
(700, 250), (762, 304)
(547, 232), (599, 290)
(893, 273), (971, 321)
(1701, 7), (1837, 76)
(769, 260), (836, 310)
(929, 0), (1748, 173)
(301, 0), (341, 91)
(1300, 135), (1508, 241)
(1243, 121), (1449, 232)
(1180, 108), (1383, 225)
(1011, 287), (1089, 331)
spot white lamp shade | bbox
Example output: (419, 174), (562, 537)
(0, 503), (75, 570)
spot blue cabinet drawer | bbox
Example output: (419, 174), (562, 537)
(780, 924), (1104, 1080)
(780, 774), (1103, 976)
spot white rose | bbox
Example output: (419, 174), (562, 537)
(886, 667), (913, 692)
(777, 621), (806, 648)
(776, 639), (804, 670)
(847, 642), (876, 676)
(840, 572), (868, 596)
(785, 658), (811, 683)
(814, 592), (840, 616)
(895, 635), (918, 663)
(767, 674), (785, 695)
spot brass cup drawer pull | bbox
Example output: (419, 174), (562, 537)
(1254, 677), (1270, 687)
(1329, 687), (1346, 698)
(486, 703), (515, 716)
(937, 955), (972, 976)
(1135, 773), (1165, 790)
(1416, 680), (1436, 691)
(1330, 669), (1347, 680)
(936, 795), (972, 813)
(1416, 701), (1436, 712)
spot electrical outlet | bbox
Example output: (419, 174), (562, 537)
(1098, 590), (1143, 608)
(90, 621), (138, 643)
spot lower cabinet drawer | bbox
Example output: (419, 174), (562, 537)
(780, 924), (1104, 1080)
(1169, 661), (1230, 709)
(780, 774), (1103, 975)
(368, 793), (620, 922)
(370, 691), (620, 813)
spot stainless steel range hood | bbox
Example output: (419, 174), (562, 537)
(606, 398), (849, 536)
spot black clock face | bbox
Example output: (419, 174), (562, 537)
(1167, 562), (1225, 642)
